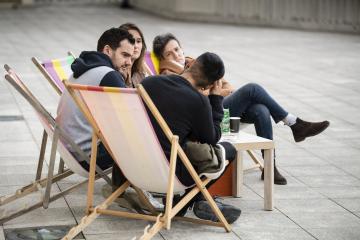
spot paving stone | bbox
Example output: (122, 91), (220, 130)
(332, 198), (360, 212)
(283, 165), (348, 177)
(0, 227), (4, 240)
(85, 233), (164, 240)
(235, 227), (315, 240)
(285, 211), (360, 229)
(275, 199), (347, 213)
(313, 186), (360, 199)
(160, 221), (239, 240)
(307, 227), (360, 240)
(232, 212), (299, 230)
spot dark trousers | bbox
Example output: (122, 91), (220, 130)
(223, 83), (288, 140)
(79, 143), (115, 171)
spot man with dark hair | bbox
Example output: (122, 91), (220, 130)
(152, 33), (330, 185)
(141, 52), (241, 224)
(57, 27), (134, 171)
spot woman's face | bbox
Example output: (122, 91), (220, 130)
(163, 39), (185, 66)
(128, 29), (143, 61)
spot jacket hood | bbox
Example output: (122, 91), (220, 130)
(71, 51), (115, 78)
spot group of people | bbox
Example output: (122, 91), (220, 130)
(57, 23), (330, 224)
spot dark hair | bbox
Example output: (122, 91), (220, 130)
(152, 33), (181, 59)
(97, 27), (135, 52)
(189, 52), (225, 87)
(119, 23), (147, 76)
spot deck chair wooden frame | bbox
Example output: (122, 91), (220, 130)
(32, 52), (76, 95)
(61, 82), (231, 240)
(143, 52), (264, 173)
(0, 65), (111, 224)
(32, 52), (76, 174)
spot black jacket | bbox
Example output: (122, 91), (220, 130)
(72, 51), (125, 88)
(142, 74), (224, 186)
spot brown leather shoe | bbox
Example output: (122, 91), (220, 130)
(291, 118), (330, 142)
(261, 166), (287, 185)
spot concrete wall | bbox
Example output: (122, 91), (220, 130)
(131, 0), (360, 34)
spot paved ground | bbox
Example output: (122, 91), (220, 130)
(1, 3), (360, 240)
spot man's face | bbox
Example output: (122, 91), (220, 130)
(162, 39), (186, 66)
(104, 39), (134, 72)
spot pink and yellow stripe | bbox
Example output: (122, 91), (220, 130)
(42, 55), (75, 92)
(144, 51), (160, 75)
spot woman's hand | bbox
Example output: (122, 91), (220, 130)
(220, 79), (234, 97)
(209, 80), (223, 95)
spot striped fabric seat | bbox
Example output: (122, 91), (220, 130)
(32, 52), (75, 95)
(1, 65), (111, 224)
(144, 51), (160, 75)
(61, 82), (231, 240)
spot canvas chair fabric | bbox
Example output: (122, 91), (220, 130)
(144, 51), (160, 76)
(32, 52), (75, 95)
(1, 65), (111, 224)
(61, 82), (231, 240)
(71, 84), (226, 193)
(4, 65), (89, 178)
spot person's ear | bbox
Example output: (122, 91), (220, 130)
(102, 45), (113, 56)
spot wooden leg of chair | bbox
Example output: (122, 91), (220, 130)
(246, 150), (264, 171)
(233, 150), (243, 197)
(139, 214), (164, 240)
(86, 133), (98, 214)
(43, 127), (59, 209)
(62, 181), (130, 240)
(36, 130), (48, 181)
(264, 148), (274, 211)
(164, 136), (178, 229)
(58, 158), (65, 174)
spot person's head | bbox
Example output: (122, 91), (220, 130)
(97, 27), (135, 72)
(119, 23), (147, 74)
(152, 33), (185, 66)
(185, 52), (225, 89)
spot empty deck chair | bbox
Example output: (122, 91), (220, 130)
(32, 52), (76, 175)
(61, 82), (231, 240)
(0, 65), (111, 224)
(32, 52), (75, 95)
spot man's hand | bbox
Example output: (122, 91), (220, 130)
(119, 66), (130, 79)
(209, 80), (223, 95)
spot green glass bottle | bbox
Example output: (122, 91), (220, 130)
(221, 108), (230, 134)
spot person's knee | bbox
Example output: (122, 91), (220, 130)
(243, 82), (263, 92)
(219, 142), (237, 162)
(253, 104), (271, 119)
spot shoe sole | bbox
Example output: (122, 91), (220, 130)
(194, 205), (241, 224)
(295, 121), (330, 142)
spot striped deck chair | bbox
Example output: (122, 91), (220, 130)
(32, 52), (75, 95)
(0, 65), (111, 224)
(61, 83), (231, 240)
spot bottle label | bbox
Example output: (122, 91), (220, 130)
(221, 108), (230, 134)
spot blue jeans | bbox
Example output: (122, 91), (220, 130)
(223, 83), (288, 140)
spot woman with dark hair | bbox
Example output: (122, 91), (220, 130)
(119, 23), (147, 87)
